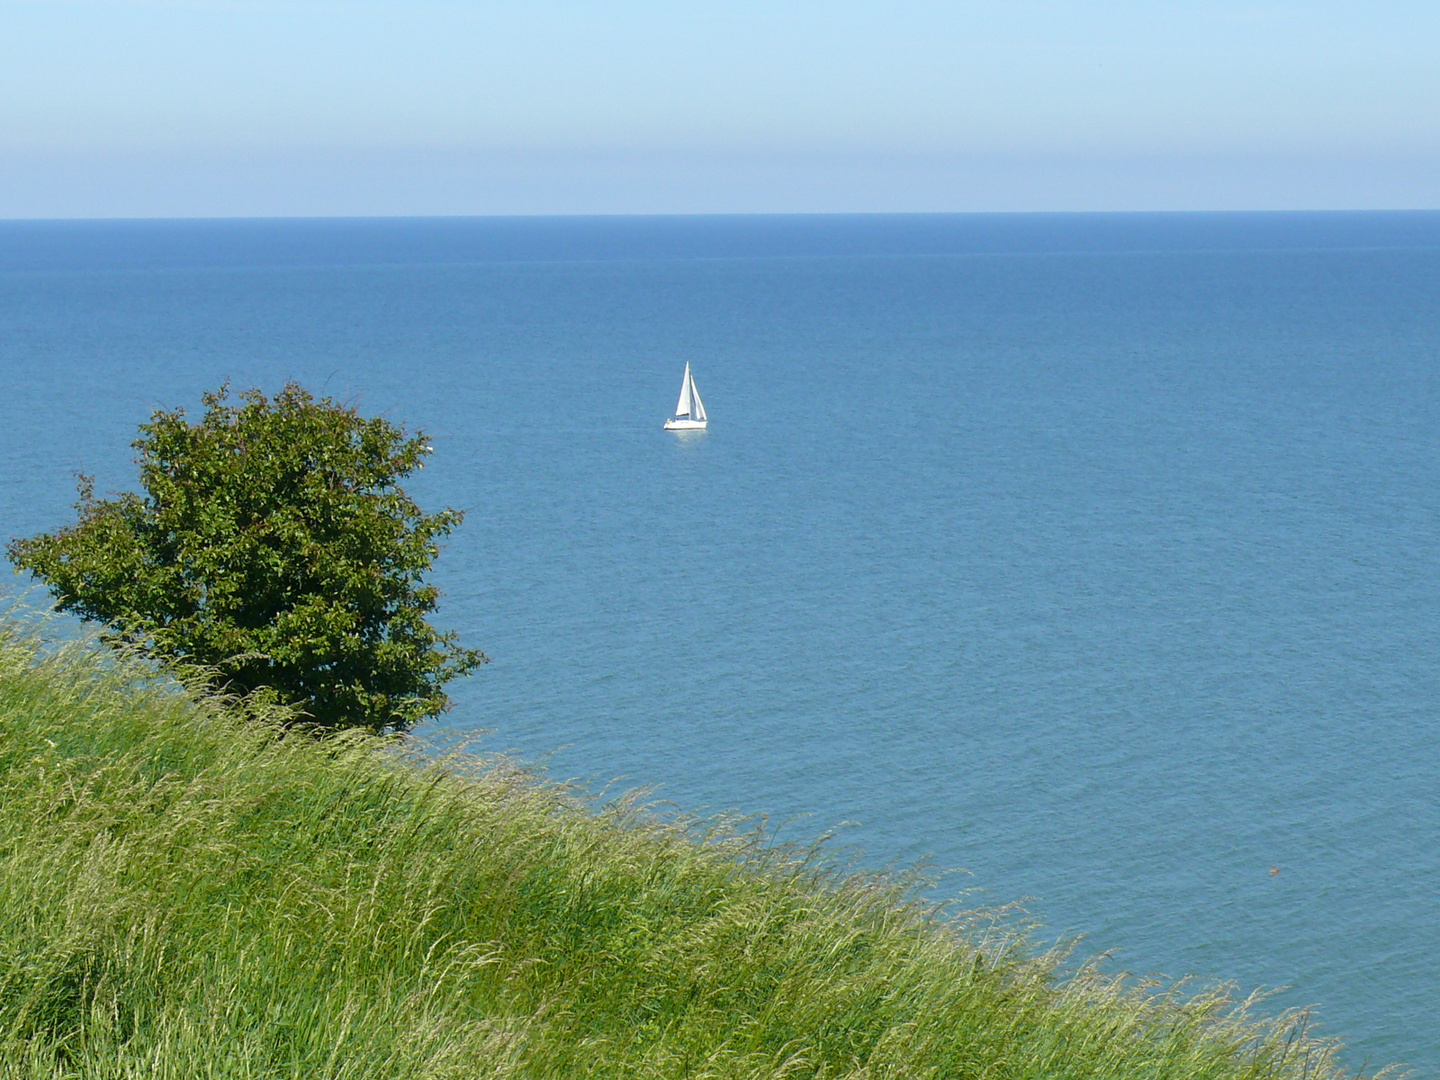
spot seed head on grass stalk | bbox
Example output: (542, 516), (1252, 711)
(0, 623), (1385, 1079)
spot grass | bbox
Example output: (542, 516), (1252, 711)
(0, 617), (1375, 1079)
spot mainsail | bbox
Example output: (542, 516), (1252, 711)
(675, 362), (694, 418)
(689, 371), (706, 421)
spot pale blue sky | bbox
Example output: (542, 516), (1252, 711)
(2, 1), (1438, 216)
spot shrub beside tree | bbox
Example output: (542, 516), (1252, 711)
(8, 383), (485, 732)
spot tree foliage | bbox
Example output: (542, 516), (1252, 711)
(8, 383), (485, 732)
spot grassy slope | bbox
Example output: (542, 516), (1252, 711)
(0, 623), (1363, 1079)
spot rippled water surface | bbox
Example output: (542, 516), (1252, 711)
(2, 214), (1438, 1074)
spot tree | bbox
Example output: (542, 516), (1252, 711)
(8, 383), (486, 733)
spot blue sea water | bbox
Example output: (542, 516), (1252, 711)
(2, 213), (1438, 1075)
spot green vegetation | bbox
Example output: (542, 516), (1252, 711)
(0, 618), (1367, 1080)
(7, 384), (484, 733)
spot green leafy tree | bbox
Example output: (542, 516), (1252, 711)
(9, 383), (485, 732)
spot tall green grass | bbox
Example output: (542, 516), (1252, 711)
(0, 619), (1376, 1079)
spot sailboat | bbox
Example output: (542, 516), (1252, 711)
(664, 362), (708, 430)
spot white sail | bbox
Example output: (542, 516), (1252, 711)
(674, 362), (693, 418)
(664, 361), (708, 429)
(689, 371), (707, 421)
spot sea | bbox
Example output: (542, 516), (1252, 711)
(1, 213), (1437, 1075)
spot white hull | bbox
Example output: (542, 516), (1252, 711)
(664, 418), (708, 430)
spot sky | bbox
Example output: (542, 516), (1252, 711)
(1, 0), (1438, 217)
